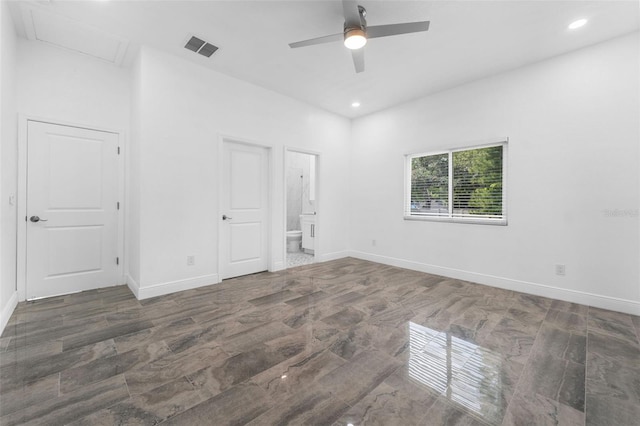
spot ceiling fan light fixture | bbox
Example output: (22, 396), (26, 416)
(344, 28), (367, 49)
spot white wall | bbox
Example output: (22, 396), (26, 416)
(16, 39), (130, 131)
(350, 33), (640, 315)
(0, 0), (18, 333)
(12, 39), (130, 305)
(129, 47), (351, 298)
(127, 51), (143, 287)
(6, 36), (350, 305)
(4, 20), (637, 318)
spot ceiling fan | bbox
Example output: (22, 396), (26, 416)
(288, 0), (430, 73)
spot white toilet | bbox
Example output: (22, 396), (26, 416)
(286, 230), (302, 252)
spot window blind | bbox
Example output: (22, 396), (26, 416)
(408, 153), (449, 216)
(406, 143), (506, 222)
(452, 146), (503, 218)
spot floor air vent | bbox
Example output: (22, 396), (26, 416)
(184, 35), (218, 58)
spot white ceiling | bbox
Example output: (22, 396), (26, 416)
(8, 0), (640, 118)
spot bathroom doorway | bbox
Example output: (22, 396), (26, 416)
(285, 149), (318, 269)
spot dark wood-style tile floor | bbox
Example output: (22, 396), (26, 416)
(1, 258), (639, 425)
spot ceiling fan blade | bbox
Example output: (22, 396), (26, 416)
(288, 33), (344, 49)
(367, 21), (430, 39)
(342, 0), (362, 28)
(351, 48), (365, 73)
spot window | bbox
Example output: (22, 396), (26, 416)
(405, 142), (507, 224)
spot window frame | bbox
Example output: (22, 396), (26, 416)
(404, 140), (508, 225)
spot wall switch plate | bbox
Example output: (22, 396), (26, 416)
(187, 255), (195, 266)
(555, 264), (566, 276)
(372, 239), (377, 247)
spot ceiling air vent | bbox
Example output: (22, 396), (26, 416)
(184, 35), (218, 58)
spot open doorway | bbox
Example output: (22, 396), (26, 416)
(285, 149), (318, 268)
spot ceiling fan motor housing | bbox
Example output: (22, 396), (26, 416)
(349, 5), (367, 30)
(344, 28), (366, 40)
(343, 4), (367, 47)
(358, 5), (367, 20)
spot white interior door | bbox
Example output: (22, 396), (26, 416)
(220, 141), (269, 279)
(26, 121), (120, 299)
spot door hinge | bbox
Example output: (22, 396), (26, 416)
(116, 257), (119, 265)
(117, 202), (120, 210)
(117, 146), (120, 155)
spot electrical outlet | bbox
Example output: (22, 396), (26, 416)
(187, 255), (195, 266)
(555, 264), (565, 276)
(372, 239), (377, 247)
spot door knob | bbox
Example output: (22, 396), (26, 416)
(30, 215), (48, 223)
(222, 214), (233, 220)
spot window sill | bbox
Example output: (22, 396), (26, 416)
(403, 215), (508, 226)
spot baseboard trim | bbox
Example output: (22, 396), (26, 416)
(0, 291), (19, 336)
(134, 273), (220, 300)
(272, 260), (285, 272)
(319, 250), (350, 263)
(125, 274), (140, 299)
(349, 251), (640, 316)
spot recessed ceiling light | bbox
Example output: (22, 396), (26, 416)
(351, 101), (361, 108)
(568, 19), (588, 30)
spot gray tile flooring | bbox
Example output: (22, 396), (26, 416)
(286, 251), (314, 268)
(0, 257), (639, 425)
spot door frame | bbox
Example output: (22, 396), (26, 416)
(283, 147), (321, 268)
(217, 135), (275, 279)
(16, 115), (126, 301)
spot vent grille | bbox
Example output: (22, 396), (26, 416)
(185, 36), (205, 52)
(184, 35), (218, 58)
(198, 43), (219, 58)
